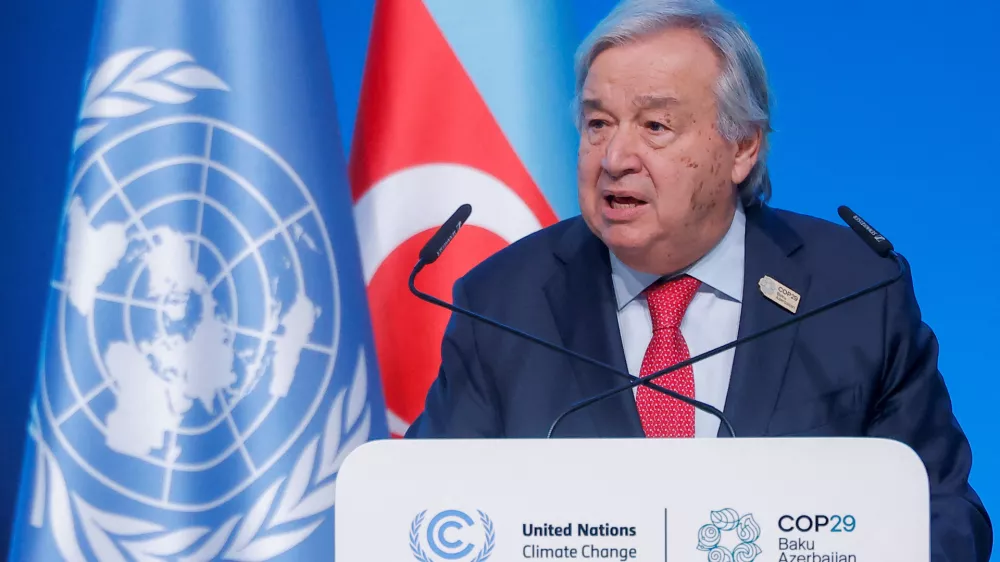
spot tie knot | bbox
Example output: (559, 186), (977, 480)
(645, 275), (700, 330)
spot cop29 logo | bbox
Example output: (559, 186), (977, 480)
(697, 508), (762, 561)
(410, 509), (495, 562)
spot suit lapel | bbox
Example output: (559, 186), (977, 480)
(721, 204), (811, 437)
(543, 220), (644, 438)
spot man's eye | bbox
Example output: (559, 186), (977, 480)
(588, 119), (607, 129)
(646, 121), (668, 132)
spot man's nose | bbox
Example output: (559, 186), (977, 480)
(601, 128), (642, 180)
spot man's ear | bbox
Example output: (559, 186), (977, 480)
(731, 129), (762, 186)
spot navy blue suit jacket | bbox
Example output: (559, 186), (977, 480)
(406, 203), (992, 561)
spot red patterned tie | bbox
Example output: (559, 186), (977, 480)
(635, 275), (701, 438)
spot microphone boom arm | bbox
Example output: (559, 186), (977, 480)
(408, 261), (735, 437)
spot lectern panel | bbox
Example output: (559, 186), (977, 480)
(336, 438), (928, 561)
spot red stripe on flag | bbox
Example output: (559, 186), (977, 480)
(349, 0), (556, 225)
(350, 0), (559, 435)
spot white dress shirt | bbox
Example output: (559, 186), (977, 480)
(610, 204), (746, 438)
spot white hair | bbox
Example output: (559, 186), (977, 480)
(575, 0), (773, 205)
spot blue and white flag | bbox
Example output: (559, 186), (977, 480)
(8, 2), (388, 560)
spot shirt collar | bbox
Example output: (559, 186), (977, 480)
(609, 202), (746, 311)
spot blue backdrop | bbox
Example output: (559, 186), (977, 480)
(2, 0), (996, 555)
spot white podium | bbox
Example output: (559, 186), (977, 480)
(336, 438), (929, 561)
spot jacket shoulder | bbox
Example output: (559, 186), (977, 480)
(765, 206), (903, 291)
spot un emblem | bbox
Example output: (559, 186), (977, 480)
(28, 48), (372, 560)
(410, 509), (496, 562)
(697, 508), (762, 561)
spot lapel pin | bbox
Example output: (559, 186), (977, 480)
(759, 275), (801, 314)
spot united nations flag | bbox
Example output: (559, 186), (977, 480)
(8, 1), (388, 560)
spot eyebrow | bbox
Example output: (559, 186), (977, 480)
(580, 95), (681, 113)
(633, 95), (680, 109)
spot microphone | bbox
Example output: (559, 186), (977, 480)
(419, 203), (472, 265)
(547, 206), (907, 438)
(409, 205), (736, 437)
(838, 206), (894, 257)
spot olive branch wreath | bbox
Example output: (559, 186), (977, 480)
(73, 47), (229, 150)
(29, 347), (372, 561)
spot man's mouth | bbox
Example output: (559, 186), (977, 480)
(605, 195), (647, 209)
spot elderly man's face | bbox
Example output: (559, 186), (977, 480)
(577, 27), (759, 275)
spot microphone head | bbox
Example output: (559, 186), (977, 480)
(419, 204), (472, 265)
(838, 206), (894, 258)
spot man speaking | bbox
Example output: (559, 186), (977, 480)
(404, 0), (992, 558)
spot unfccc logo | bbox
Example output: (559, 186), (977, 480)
(409, 509), (495, 562)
